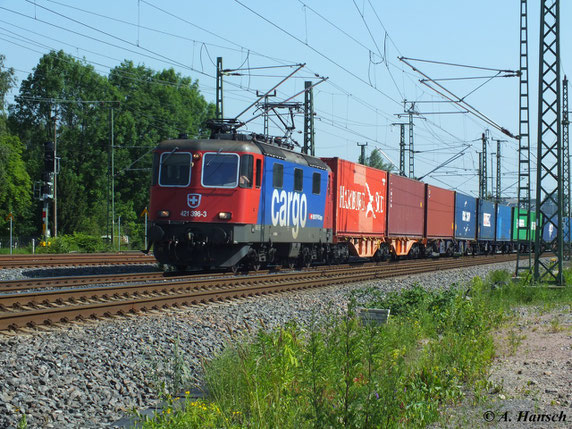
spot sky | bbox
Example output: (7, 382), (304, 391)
(1, 0), (570, 199)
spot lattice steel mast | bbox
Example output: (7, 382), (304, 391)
(563, 76), (570, 260)
(479, 131), (489, 199)
(399, 124), (406, 176)
(303, 81), (315, 156)
(534, 0), (564, 285)
(216, 57), (223, 120)
(516, 0), (532, 276)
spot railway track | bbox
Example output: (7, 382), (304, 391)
(0, 252), (155, 269)
(0, 254), (519, 334)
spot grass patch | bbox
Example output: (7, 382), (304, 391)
(140, 270), (572, 428)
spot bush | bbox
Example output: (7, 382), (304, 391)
(37, 233), (112, 253)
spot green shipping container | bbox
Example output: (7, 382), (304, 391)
(512, 209), (542, 241)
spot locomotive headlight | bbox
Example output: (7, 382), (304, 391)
(218, 212), (232, 220)
(158, 210), (170, 218)
(193, 153), (201, 160)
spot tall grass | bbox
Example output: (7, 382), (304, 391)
(141, 270), (572, 428)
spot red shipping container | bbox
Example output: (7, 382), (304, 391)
(387, 174), (425, 237)
(425, 184), (455, 238)
(321, 158), (387, 237)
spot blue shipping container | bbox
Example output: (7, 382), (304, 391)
(454, 193), (477, 240)
(496, 204), (512, 241)
(477, 200), (496, 240)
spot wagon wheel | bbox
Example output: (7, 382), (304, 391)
(301, 247), (312, 268)
(445, 243), (454, 257)
(284, 258), (296, 270)
(247, 249), (262, 272)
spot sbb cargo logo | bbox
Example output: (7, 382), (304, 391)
(271, 189), (308, 239)
(339, 183), (383, 218)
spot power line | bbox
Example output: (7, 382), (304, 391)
(233, 0), (402, 107)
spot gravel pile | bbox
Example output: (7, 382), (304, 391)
(0, 261), (519, 428)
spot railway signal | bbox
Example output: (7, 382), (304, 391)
(42, 141), (55, 200)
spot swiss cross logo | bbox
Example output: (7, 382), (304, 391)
(187, 193), (202, 208)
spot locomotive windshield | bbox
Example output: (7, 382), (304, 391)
(202, 152), (239, 188)
(158, 152), (191, 186)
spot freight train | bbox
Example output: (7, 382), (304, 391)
(147, 133), (546, 271)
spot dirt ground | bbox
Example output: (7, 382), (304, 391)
(435, 304), (572, 428)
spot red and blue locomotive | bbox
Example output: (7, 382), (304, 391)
(148, 133), (339, 270)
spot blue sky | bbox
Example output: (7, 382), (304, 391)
(1, 0), (570, 198)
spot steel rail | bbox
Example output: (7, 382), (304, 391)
(0, 253), (155, 269)
(0, 254), (516, 292)
(0, 254), (517, 332)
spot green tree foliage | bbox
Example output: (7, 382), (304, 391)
(11, 50), (114, 235)
(0, 134), (32, 232)
(359, 148), (395, 172)
(0, 54), (32, 235)
(0, 54), (16, 134)
(7, 51), (214, 240)
(108, 61), (215, 217)
(0, 54), (16, 110)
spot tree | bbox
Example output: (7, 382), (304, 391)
(0, 134), (32, 232)
(8, 51), (215, 239)
(0, 54), (16, 134)
(365, 149), (395, 172)
(108, 61), (215, 216)
(10, 50), (116, 235)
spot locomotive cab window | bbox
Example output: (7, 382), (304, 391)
(158, 152), (192, 187)
(255, 159), (262, 188)
(202, 152), (239, 188)
(294, 168), (303, 192)
(273, 163), (283, 188)
(312, 172), (321, 194)
(239, 154), (253, 188)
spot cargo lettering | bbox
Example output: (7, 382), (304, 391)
(339, 184), (384, 217)
(271, 189), (307, 239)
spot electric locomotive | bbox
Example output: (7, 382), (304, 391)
(148, 133), (340, 270)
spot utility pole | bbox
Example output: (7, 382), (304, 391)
(303, 81), (315, 156)
(400, 124), (406, 176)
(110, 105), (116, 249)
(216, 57), (223, 120)
(391, 122), (408, 176)
(492, 138), (507, 202)
(479, 131), (489, 199)
(516, 0), (532, 277)
(395, 101), (421, 179)
(535, 0), (563, 285)
(358, 142), (368, 165)
(52, 110), (58, 237)
(562, 76), (570, 260)
(478, 152), (483, 198)
(407, 103), (415, 178)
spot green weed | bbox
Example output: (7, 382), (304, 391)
(141, 269), (572, 428)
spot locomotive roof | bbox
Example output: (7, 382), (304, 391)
(156, 137), (329, 170)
